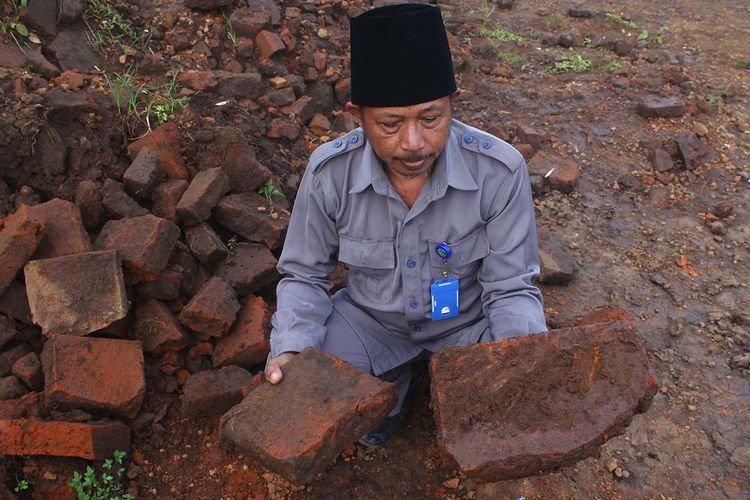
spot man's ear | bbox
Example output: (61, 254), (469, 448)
(346, 102), (363, 124)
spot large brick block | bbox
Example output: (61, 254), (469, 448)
(0, 206), (45, 296)
(181, 365), (252, 418)
(220, 348), (398, 485)
(213, 296), (271, 368)
(42, 335), (145, 419)
(214, 192), (289, 250)
(24, 250), (129, 336)
(94, 215), (180, 284)
(429, 321), (657, 480)
(134, 299), (189, 355)
(178, 277), (239, 340)
(0, 418), (130, 459)
(175, 167), (230, 226)
(25, 198), (92, 259)
(215, 243), (278, 297)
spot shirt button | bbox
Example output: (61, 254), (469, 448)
(413, 325), (422, 333)
(409, 298), (418, 309)
(350, 135), (359, 144)
(406, 259), (416, 268)
(333, 139), (343, 148)
(482, 140), (492, 149)
(463, 134), (474, 145)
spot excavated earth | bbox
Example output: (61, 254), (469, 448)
(0, 0), (748, 498)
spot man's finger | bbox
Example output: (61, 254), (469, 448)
(267, 368), (283, 384)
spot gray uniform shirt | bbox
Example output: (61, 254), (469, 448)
(270, 119), (547, 375)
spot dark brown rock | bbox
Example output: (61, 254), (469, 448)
(20, 0), (58, 36)
(184, 0), (234, 9)
(127, 122), (188, 180)
(0, 316), (15, 350)
(213, 296), (271, 368)
(636, 96), (690, 119)
(151, 179), (189, 223)
(673, 131), (704, 170)
(94, 215), (180, 284)
(75, 180), (103, 228)
(185, 224), (228, 266)
(123, 148), (166, 200)
(214, 192), (289, 250)
(282, 96), (316, 123)
(177, 70), (218, 91)
(12, 352), (43, 391)
(230, 8), (269, 38)
(181, 365), (253, 418)
(0, 282), (33, 325)
(213, 71), (263, 99)
(568, 7), (592, 18)
(134, 299), (189, 356)
(0, 419), (130, 459)
(25, 250), (129, 336)
(220, 348), (398, 485)
(176, 168), (230, 226)
(528, 150), (581, 194)
(134, 264), (183, 301)
(178, 277), (240, 340)
(430, 322), (657, 480)
(214, 243), (278, 297)
(59, 0), (86, 25)
(538, 240), (576, 285)
(25, 198), (91, 259)
(0, 375), (28, 400)
(42, 335), (145, 419)
(648, 148), (674, 172)
(1, 345), (26, 377)
(256, 30), (285, 59)
(266, 118), (300, 140)
(48, 29), (99, 71)
(101, 179), (149, 219)
(0, 206), (45, 297)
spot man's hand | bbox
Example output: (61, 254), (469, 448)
(264, 353), (296, 384)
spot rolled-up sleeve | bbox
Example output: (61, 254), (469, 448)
(478, 160), (547, 338)
(269, 166), (339, 357)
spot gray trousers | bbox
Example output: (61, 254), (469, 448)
(321, 290), (493, 417)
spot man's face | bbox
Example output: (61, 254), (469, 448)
(348, 95), (455, 179)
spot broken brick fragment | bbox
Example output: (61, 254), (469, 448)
(24, 250), (129, 336)
(185, 223), (228, 266)
(220, 348), (398, 485)
(12, 352), (43, 391)
(127, 122), (188, 180)
(176, 168), (230, 226)
(181, 365), (253, 418)
(214, 243), (278, 297)
(75, 180), (103, 229)
(0, 206), (45, 296)
(123, 147), (166, 200)
(134, 299), (189, 356)
(214, 192), (289, 250)
(101, 179), (149, 219)
(178, 277), (240, 340)
(26, 198), (92, 259)
(151, 179), (189, 223)
(213, 296), (271, 368)
(256, 30), (285, 59)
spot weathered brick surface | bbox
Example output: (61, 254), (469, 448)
(0, 345), (25, 376)
(215, 243), (278, 297)
(214, 296), (271, 368)
(75, 180), (103, 229)
(0, 375), (27, 400)
(0, 391), (42, 418)
(575, 308), (635, 327)
(429, 322), (657, 480)
(123, 147), (166, 200)
(151, 179), (189, 223)
(256, 30), (286, 59)
(12, 352), (43, 391)
(26, 198), (92, 259)
(0, 281), (32, 324)
(94, 215), (180, 284)
(0, 206), (45, 296)
(101, 179), (149, 219)
(0, 419), (130, 459)
(636, 95), (690, 118)
(25, 250), (129, 336)
(186, 223), (228, 266)
(215, 192), (289, 250)
(528, 150), (581, 194)
(134, 299), (189, 355)
(176, 167), (230, 226)
(134, 264), (183, 301)
(538, 240), (576, 286)
(42, 335), (145, 419)
(181, 365), (253, 418)
(178, 277), (240, 340)
(220, 348), (398, 485)
(127, 122), (188, 180)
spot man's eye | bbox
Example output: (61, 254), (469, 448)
(382, 122), (399, 129)
(423, 116), (438, 123)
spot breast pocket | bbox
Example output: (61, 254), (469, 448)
(429, 226), (489, 282)
(338, 235), (395, 304)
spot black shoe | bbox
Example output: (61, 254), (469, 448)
(358, 411), (406, 448)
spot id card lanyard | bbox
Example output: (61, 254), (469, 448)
(431, 242), (459, 321)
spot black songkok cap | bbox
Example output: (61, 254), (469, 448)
(350, 3), (457, 107)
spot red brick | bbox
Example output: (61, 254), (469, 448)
(636, 95), (690, 119)
(134, 264), (183, 301)
(177, 70), (218, 92)
(123, 147), (166, 200)
(266, 118), (300, 140)
(0, 391), (42, 418)
(214, 243), (278, 297)
(0, 281), (32, 325)
(220, 348), (398, 484)
(12, 352), (43, 391)
(151, 179), (189, 223)
(176, 168), (230, 226)
(255, 30), (285, 59)
(429, 322), (657, 480)
(308, 113), (331, 136)
(25, 199), (91, 259)
(178, 277), (240, 340)
(0, 418), (130, 459)
(512, 121), (547, 148)
(213, 296), (271, 368)
(127, 122), (188, 180)
(74, 180), (103, 229)
(280, 26), (296, 51)
(94, 215), (180, 284)
(0, 206), (45, 296)
(576, 307), (635, 327)
(185, 223), (228, 266)
(214, 192), (289, 250)
(528, 150), (581, 194)
(24, 250), (129, 336)
(181, 365), (253, 418)
(42, 335), (145, 419)
(134, 299), (189, 356)
(101, 179), (149, 219)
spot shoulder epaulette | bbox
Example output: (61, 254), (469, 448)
(455, 123), (522, 173)
(309, 129), (366, 173)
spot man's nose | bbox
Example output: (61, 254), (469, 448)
(399, 122), (425, 152)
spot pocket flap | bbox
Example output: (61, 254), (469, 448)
(338, 236), (395, 269)
(429, 226), (489, 268)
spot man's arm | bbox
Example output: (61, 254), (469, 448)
(268, 165), (339, 362)
(478, 159), (547, 338)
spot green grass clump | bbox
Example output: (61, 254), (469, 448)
(606, 12), (638, 29)
(479, 24), (524, 43)
(553, 52), (592, 72)
(71, 450), (134, 500)
(544, 13), (567, 30)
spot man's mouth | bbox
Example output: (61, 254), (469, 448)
(399, 154), (432, 168)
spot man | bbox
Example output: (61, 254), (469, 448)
(264, 3), (546, 447)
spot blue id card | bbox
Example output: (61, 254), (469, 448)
(431, 277), (459, 321)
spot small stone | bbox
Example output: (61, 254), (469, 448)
(606, 458), (619, 472)
(266, 118), (300, 140)
(730, 446), (750, 467)
(693, 122), (708, 137)
(708, 221), (726, 236)
(568, 7), (592, 18)
(0, 375), (27, 400)
(614, 467), (623, 478)
(256, 30), (286, 59)
(528, 150), (581, 194)
(317, 28), (328, 39)
(177, 70), (218, 92)
(648, 148), (673, 172)
(538, 240), (576, 285)
(443, 478), (460, 489)
(637, 96), (690, 119)
(11, 352), (43, 391)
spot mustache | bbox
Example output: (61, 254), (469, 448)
(397, 152), (434, 163)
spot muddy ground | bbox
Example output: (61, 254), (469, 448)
(2, 0), (749, 498)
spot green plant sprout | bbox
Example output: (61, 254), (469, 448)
(479, 24), (524, 43)
(258, 179), (283, 215)
(606, 12), (638, 29)
(14, 479), (30, 494)
(553, 52), (592, 72)
(70, 450), (133, 500)
(222, 10), (238, 46)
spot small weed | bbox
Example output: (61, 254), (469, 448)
(258, 179), (283, 214)
(733, 59), (750, 70)
(463, 35), (472, 46)
(496, 49), (527, 66)
(6, 0), (29, 12)
(143, 72), (187, 128)
(637, 27), (668, 45)
(70, 450), (133, 500)
(222, 10), (238, 46)
(594, 54), (625, 72)
(583, 36), (592, 48)
(606, 12), (638, 29)
(543, 13), (567, 31)
(14, 479), (30, 494)
(553, 52), (592, 72)
(479, 24), (524, 43)
(85, 0), (148, 54)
